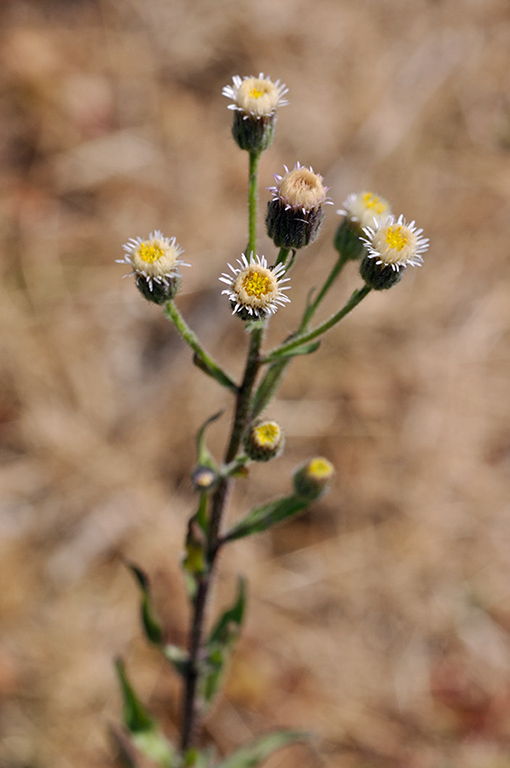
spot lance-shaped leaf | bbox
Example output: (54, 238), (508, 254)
(126, 562), (164, 646)
(115, 658), (179, 768)
(196, 410), (224, 471)
(214, 730), (308, 768)
(221, 495), (309, 543)
(200, 576), (246, 707)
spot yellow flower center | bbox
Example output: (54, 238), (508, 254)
(384, 225), (408, 252)
(362, 192), (388, 215)
(138, 242), (165, 264)
(242, 268), (272, 297)
(254, 422), (280, 447)
(308, 458), (334, 480)
(249, 87), (265, 99)
(237, 78), (279, 116)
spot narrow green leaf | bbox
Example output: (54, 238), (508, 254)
(264, 340), (321, 363)
(125, 562), (164, 646)
(115, 658), (156, 733)
(196, 410), (224, 469)
(214, 730), (308, 768)
(222, 496), (308, 543)
(115, 659), (179, 768)
(132, 731), (178, 768)
(209, 576), (246, 645)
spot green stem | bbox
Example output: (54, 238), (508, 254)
(247, 151), (261, 256)
(164, 301), (237, 393)
(275, 247), (290, 266)
(179, 322), (265, 754)
(180, 149), (265, 756)
(299, 250), (349, 331)
(266, 284), (372, 362)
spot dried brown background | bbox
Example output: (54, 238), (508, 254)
(1, 0), (510, 766)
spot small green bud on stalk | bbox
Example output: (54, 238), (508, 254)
(191, 465), (217, 491)
(244, 420), (284, 462)
(293, 457), (335, 501)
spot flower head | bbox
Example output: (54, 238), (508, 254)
(266, 163), (331, 250)
(223, 73), (288, 153)
(219, 253), (290, 320)
(269, 163), (330, 213)
(361, 214), (429, 271)
(222, 73), (288, 119)
(117, 231), (188, 303)
(338, 191), (391, 230)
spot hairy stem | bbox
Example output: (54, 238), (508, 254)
(266, 284), (372, 362)
(299, 250), (349, 331)
(164, 301), (237, 392)
(247, 151), (261, 257)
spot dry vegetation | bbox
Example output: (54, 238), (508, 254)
(1, 0), (510, 766)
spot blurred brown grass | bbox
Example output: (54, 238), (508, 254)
(1, 0), (510, 766)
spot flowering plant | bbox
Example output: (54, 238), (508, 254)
(114, 73), (429, 768)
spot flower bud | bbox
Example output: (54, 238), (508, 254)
(191, 465), (217, 491)
(244, 420), (284, 462)
(266, 163), (331, 249)
(293, 457), (334, 500)
(222, 74), (288, 153)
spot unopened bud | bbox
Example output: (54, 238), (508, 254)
(266, 163), (331, 249)
(244, 420), (284, 462)
(293, 457), (334, 500)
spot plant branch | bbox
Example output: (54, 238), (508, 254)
(164, 301), (237, 392)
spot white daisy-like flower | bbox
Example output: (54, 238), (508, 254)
(361, 214), (429, 271)
(337, 191), (391, 229)
(117, 231), (189, 290)
(222, 73), (288, 119)
(268, 162), (332, 214)
(219, 253), (290, 318)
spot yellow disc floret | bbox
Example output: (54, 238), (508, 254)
(253, 421), (281, 448)
(361, 192), (389, 216)
(234, 265), (278, 309)
(384, 225), (408, 252)
(240, 268), (274, 298)
(307, 458), (334, 480)
(136, 242), (165, 264)
(220, 253), (291, 318)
